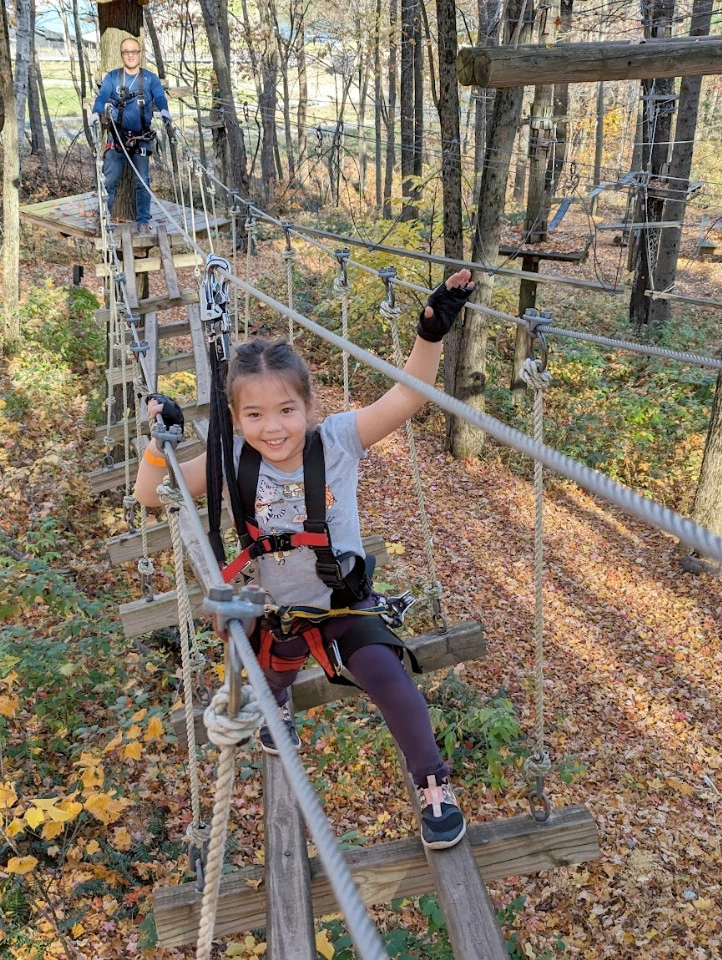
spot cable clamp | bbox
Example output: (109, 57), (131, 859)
(152, 423), (183, 449)
(203, 585), (266, 718)
(522, 308), (552, 373)
(130, 339), (149, 359)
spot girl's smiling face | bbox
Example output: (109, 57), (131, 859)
(231, 373), (313, 473)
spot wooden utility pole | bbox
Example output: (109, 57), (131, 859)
(1, 0), (20, 350)
(457, 36), (722, 88)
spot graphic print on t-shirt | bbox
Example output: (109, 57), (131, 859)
(254, 477), (336, 563)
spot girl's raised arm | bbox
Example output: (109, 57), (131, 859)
(355, 269), (473, 450)
(133, 395), (208, 507)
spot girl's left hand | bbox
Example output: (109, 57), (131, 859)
(417, 269), (475, 343)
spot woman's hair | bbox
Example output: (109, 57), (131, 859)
(226, 338), (313, 409)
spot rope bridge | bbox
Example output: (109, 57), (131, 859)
(87, 119), (722, 959)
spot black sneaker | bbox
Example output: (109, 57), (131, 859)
(259, 702), (301, 756)
(417, 776), (466, 850)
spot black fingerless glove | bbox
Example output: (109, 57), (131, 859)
(417, 281), (474, 342)
(148, 393), (184, 436)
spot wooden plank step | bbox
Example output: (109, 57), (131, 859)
(95, 400), (209, 445)
(117, 535), (390, 637)
(94, 288), (199, 323)
(173, 619), (484, 748)
(120, 225), (139, 310)
(188, 304), (210, 405)
(105, 349), (195, 387)
(399, 751), (506, 959)
(158, 224), (182, 301)
(88, 437), (205, 495)
(96, 251), (203, 278)
(263, 733), (316, 960)
(153, 804), (600, 947)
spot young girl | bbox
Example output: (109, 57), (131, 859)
(135, 269), (474, 849)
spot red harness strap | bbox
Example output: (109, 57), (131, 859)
(255, 621), (338, 680)
(221, 521), (331, 584)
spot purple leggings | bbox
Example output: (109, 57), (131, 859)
(262, 617), (449, 787)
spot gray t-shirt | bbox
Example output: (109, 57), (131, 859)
(230, 410), (366, 607)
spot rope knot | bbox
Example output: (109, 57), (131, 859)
(203, 683), (263, 748)
(333, 275), (351, 295)
(283, 247), (295, 262)
(186, 820), (212, 849)
(157, 480), (183, 506)
(379, 300), (402, 322)
(138, 556), (154, 577)
(523, 751), (552, 783)
(520, 357), (552, 391)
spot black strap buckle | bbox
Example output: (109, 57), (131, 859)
(253, 532), (294, 557)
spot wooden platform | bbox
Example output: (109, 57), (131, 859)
(20, 191), (228, 240)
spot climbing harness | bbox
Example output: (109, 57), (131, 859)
(520, 308), (553, 822)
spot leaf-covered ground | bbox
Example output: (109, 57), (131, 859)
(2, 203), (721, 959)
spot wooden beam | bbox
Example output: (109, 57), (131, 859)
(158, 224), (182, 301)
(263, 740), (316, 960)
(153, 804), (600, 947)
(457, 37), (722, 89)
(645, 289), (722, 309)
(96, 251), (202, 278)
(88, 437), (204, 495)
(120, 225), (139, 310)
(105, 350), (195, 387)
(188, 304), (211, 406)
(398, 752), (506, 959)
(94, 288), (199, 323)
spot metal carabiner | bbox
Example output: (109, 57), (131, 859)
(523, 308), (552, 373)
(335, 248), (350, 287)
(378, 265), (397, 309)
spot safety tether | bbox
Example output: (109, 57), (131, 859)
(520, 317), (553, 822)
(379, 267), (446, 631)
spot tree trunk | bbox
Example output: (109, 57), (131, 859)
(27, 0), (47, 171)
(400, 0), (416, 217)
(36, 52), (58, 163)
(629, 0), (677, 329)
(448, 0), (528, 456)
(547, 0), (573, 194)
(14, 0), (31, 158)
(256, 0), (279, 201)
(1, 0), (20, 349)
(436, 0), (465, 424)
(690, 372), (722, 544)
(374, 0), (383, 208)
(383, 0), (398, 218)
(296, 5), (308, 167)
(71, 0), (93, 150)
(413, 0), (424, 187)
(648, 0), (713, 333)
(197, 0), (249, 197)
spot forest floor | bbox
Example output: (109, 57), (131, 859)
(1, 176), (722, 959)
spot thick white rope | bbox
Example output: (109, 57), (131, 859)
(520, 357), (553, 801)
(195, 685), (262, 960)
(157, 481), (205, 830)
